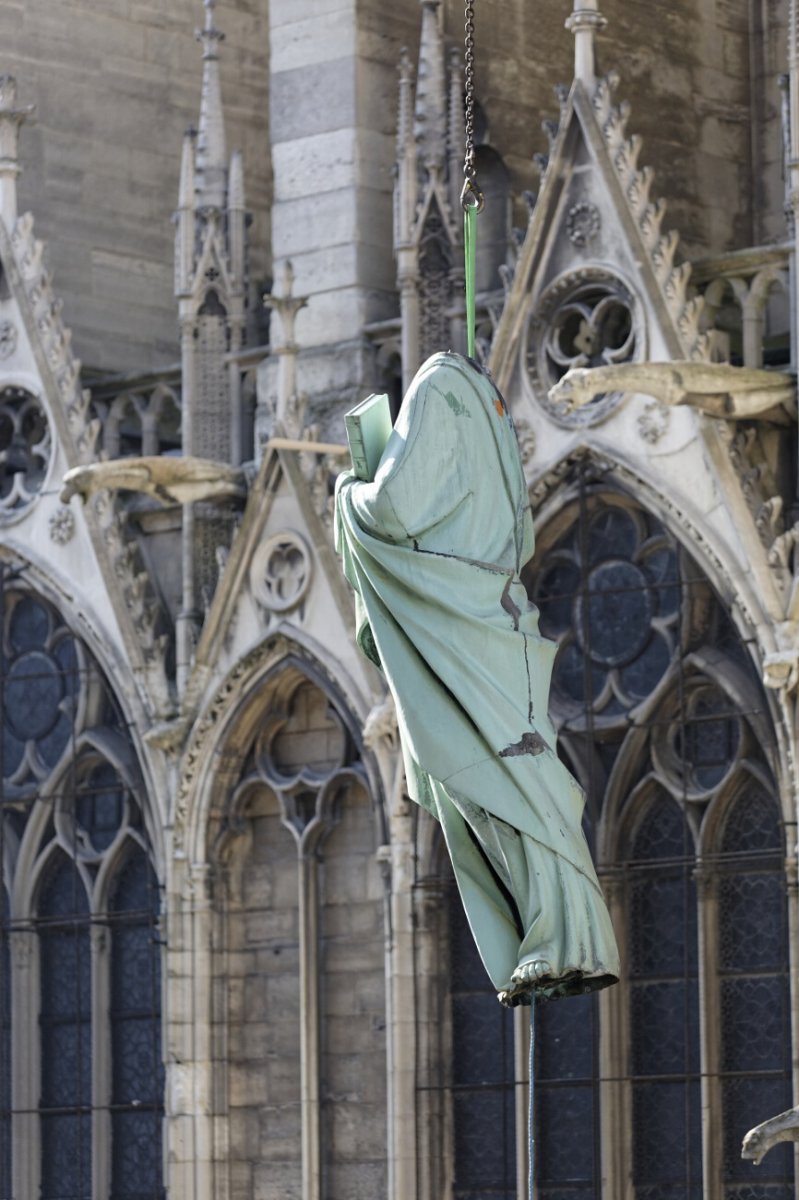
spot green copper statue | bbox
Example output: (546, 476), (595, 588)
(335, 351), (619, 1005)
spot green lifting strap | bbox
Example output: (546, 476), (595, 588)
(464, 202), (477, 360)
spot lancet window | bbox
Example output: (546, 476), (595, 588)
(0, 582), (163, 1200)
(445, 471), (794, 1200)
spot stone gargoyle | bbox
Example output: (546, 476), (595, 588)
(548, 361), (796, 423)
(61, 456), (247, 507)
(741, 1106), (799, 1166)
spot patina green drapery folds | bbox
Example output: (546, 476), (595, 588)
(335, 351), (619, 1004)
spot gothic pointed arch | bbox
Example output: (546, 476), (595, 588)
(0, 577), (163, 1200)
(525, 462), (794, 1200)
(182, 637), (388, 1200)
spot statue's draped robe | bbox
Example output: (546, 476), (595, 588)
(335, 352), (619, 995)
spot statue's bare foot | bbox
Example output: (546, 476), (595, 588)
(497, 959), (553, 1007)
(511, 959), (553, 989)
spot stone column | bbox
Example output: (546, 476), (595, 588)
(264, 0), (402, 433)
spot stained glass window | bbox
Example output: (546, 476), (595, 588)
(109, 850), (163, 1200)
(719, 785), (792, 1200)
(627, 795), (701, 1200)
(536, 992), (598, 1200)
(1, 888), (10, 1200)
(448, 880), (516, 1200)
(0, 582), (163, 1199)
(39, 853), (92, 1200)
(523, 479), (793, 1200)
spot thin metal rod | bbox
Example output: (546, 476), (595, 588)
(528, 1001), (536, 1200)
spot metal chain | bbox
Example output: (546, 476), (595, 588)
(460, 0), (484, 212)
(463, 0), (476, 181)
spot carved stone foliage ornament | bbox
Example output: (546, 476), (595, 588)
(0, 319), (18, 359)
(0, 386), (51, 515)
(49, 505), (75, 545)
(526, 268), (641, 427)
(637, 400), (670, 445)
(566, 200), (601, 247)
(250, 531), (312, 614)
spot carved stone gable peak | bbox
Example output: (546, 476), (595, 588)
(489, 73), (710, 395)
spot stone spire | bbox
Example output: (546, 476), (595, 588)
(0, 77), (34, 228)
(195, 0), (227, 210)
(565, 0), (607, 87)
(395, 48), (417, 251)
(414, 0), (447, 171)
(447, 46), (465, 220)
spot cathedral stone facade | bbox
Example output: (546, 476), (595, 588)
(0, 1), (797, 1199)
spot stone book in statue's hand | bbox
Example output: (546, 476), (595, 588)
(344, 392), (393, 481)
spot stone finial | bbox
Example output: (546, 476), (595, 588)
(195, 0), (227, 210)
(414, 0), (447, 170)
(0, 76), (35, 228)
(565, 1), (607, 86)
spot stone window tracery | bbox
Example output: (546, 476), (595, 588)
(526, 271), (642, 427)
(0, 386), (51, 515)
(445, 478), (794, 1200)
(0, 584), (162, 1200)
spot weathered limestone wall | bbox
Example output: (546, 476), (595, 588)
(265, 0), (419, 430)
(0, 0), (270, 374)
(440, 0), (784, 259)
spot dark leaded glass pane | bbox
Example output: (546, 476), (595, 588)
(586, 507), (638, 564)
(41, 1015), (92, 1107)
(1, 890), (9, 1200)
(721, 788), (782, 855)
(39, 858), (92, 1199)
(110, 1110), (163, 1199)
(677, 686), (741, 791)
(632, 1079), (702, 1195)
(9, 596), (49, 652)
(718, 788), (792, 1200)
(110, 851), (164, 1194)
(41, 1113), (91, 1200)
(538, 1080), (593, 1184)
(630, 873), (697, 977)
(112, 1013), (161, 1102)
(452, 992), (513, 1088)
(448, 884), (515, 1200)
(719, 874), (786, 972)
(632, 799), (688, 861)
(721, 976), (787, 1073)
(631, 980), (700, 1076)
(619, 634), (671, 702)
(39, 854), (89, 920)
(537, 991), (594, 1081)
(77, 761), (125, 852)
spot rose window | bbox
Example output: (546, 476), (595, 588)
(0, 386), (51, 514)
(526, 270), (641, 427)
(530, 501), (679, 725)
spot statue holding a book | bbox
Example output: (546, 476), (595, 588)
(335, 351), (619, 1004)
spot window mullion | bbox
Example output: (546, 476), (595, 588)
(11, 926), (38, 1200)
(599, 872), (631, 1200)
(696, 866), (723, 1200)
(92, 920), (111, 1200)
